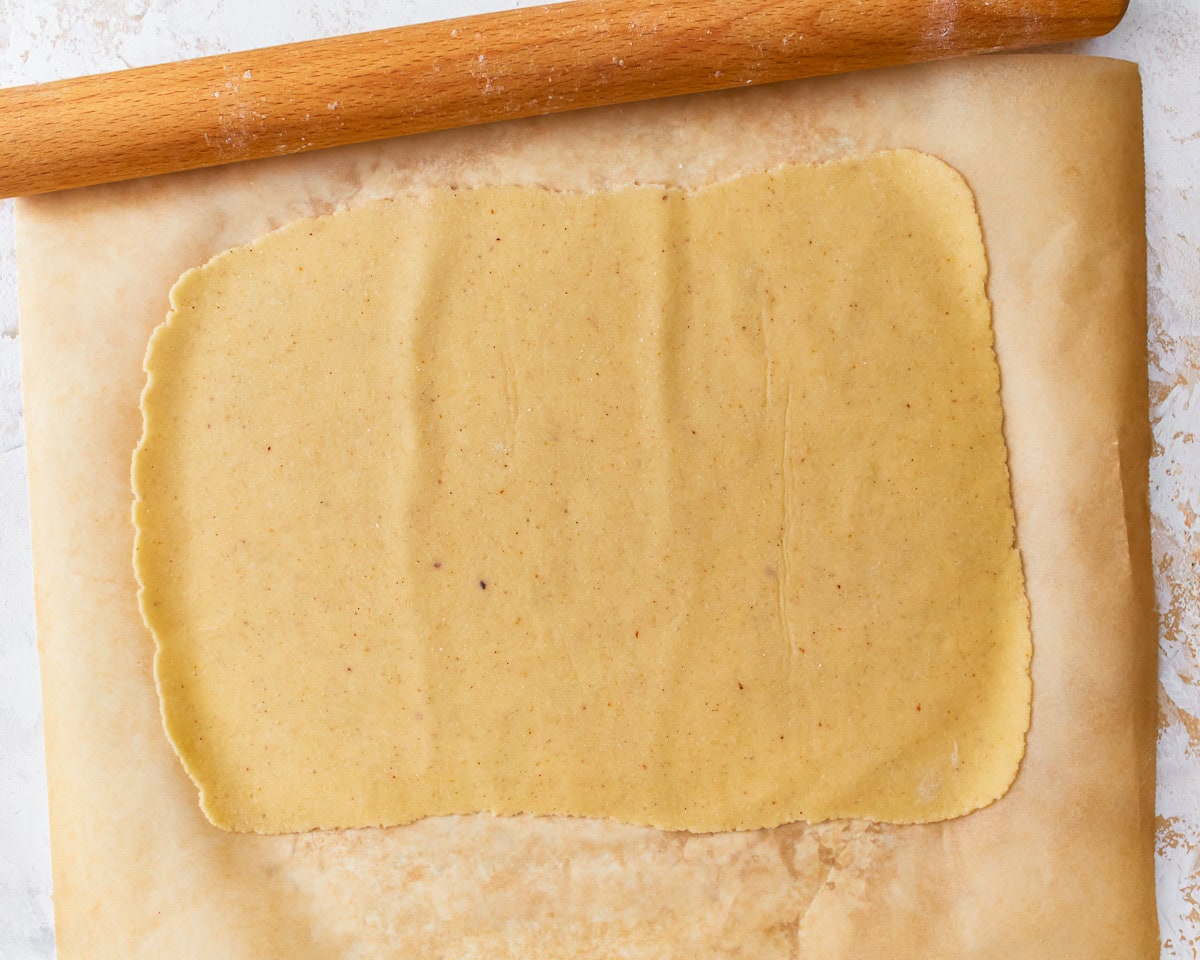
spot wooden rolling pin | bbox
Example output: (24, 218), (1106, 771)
(0, 0), (1127, 197)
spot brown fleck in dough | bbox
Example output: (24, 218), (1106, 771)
(132, 150), (1030, 834)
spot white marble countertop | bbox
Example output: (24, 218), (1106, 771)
(1, 1), (1196, 956)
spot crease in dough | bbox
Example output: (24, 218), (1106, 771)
(132, 149), (1032, 834)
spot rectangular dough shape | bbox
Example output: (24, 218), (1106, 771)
(133, 152), (1031, 833)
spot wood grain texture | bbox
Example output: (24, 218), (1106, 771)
(0, 0), (1128, 197)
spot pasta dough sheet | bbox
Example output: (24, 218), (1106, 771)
(18, 55), (1156, 959)
(133, 151), (1031, 833)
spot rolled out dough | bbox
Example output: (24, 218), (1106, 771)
(133, 150), (1031, 833)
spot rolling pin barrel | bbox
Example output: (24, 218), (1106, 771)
(0, 0), (1128, 197)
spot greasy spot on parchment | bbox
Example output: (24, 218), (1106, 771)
(279, 816), (899, 957)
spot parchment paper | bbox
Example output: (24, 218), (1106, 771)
(17, 53), (1155, 958)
